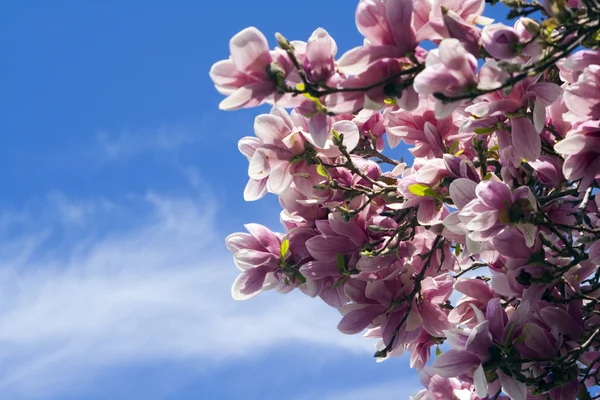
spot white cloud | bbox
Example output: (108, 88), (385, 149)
(295, 380), (424, 400)
(96, 124), (199, 159)
(0, 190), (374, 399)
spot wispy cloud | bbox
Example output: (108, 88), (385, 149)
(0, 188), (372, 399)
(319, 380), (424, 400)
(95, 124), (199, 159)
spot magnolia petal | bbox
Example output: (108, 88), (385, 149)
(337, 45), (401, 75)
(254, 114), (290, 144)
(248, 148), (270, 180)
(308, 113), (330, 149)
(229, 27), (271, 73)
(231, 266), (270, 300)
(511, 117), (541, 162)
(238, 137), (262, 160)
(267, 162), (293, 194)
(499, 370), (527, 400)
(476, 180), (512, 210)
(473, 364), (488, 398)
(244, 178), (268, 201)
(430, 349), (479, 377)
(332, 120), (360, 152)
(219, 81), (274, 110)
(244, 223), (281, 254)
(337, 304), (385, 334)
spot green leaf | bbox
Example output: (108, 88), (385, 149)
(332, 277), (344, 289)
(280, 239), (290, 259)
(316, 164), (329, 178)
(436, 346), (442, 357)
(474, 127), (495, 135)
(336, 253), (346, 273)
(408, 183), (436, 197)
(331, 129), (343, 146)
(513, 333), (526, 345)
(448, 141), (459, 154)
(454, 244), (462, 256)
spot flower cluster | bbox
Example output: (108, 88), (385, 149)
(211, 0), (600, 398)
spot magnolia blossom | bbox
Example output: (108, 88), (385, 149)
(413, 39), (478, 118)
(446, 179), (538, 250)
(213, 1), (600, 399)
(210, 27), (292, 110)
(554, 120), (600, 190)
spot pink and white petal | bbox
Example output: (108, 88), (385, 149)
(333, 120), (361, 152)
(337, 45), (401, 75)
(243, 178), (268, 201)
(234, 249), (276, 268)
(306, 236), (358, 261)
(229, 27), (272, 73)
(386, 0), (416, 52)
(270, 106), (294, 130)
(450, 178), (478, 209)
(529, 82), (563, 105)
(418, 200), (441, 225)
(420, 301), (452, 336)
(473, 364), (488, 398)
(254, 114), (290, 144)
(308, 113), (330, 149)
(434, 100), (460, 119)
(511, 117), (541, 162)
(533, 97), (546, 133)
(238, 137), (262, 160)
(209, 59), (245, 93)
(430, 349), (480, 377)
(476, 180), (512, 210)
(498, 370), (527, 400)
(465, 210), (499, 231)
(522, 323), (555, 357)
(219, 81), (274, 110)
(244, 223), (281, 254)
(516, 223), (537, 247)
(248, 148), (271, 180)
(337, 304), (386, 334)
(225, 232), (262, 254)
(267, 162), (293, 194)
(554, 133), (588, 155)
(299, 261), (339, 279)
(231, 265), (270, 300)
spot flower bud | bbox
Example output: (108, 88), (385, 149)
(482, 23), (520, 60)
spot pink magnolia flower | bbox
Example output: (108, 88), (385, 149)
(325, 57), (419, 114)
(445, 179), (538, 250)
(564, 64), (600, 119)
(397, 174), (445, 225)
(290, 110), (360, 151)
(239, 107), (306, 200)
(336, 0), (417, 76)
(413, 39), (478, 118)
(464, 79), (562, 161)
(302, 28), (338, 84)
(441, 8), (481, 57)
(481, 23), (520, 60)
(210, 27), (298, 110)
(226, 224), (284, 300)
(557, 49), (600, 83)
(384, 96), (469, 157)
(554, 120), (600, 190)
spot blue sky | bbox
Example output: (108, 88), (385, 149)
(1, 1), (424, 399)
(1, 2), (515, 399)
